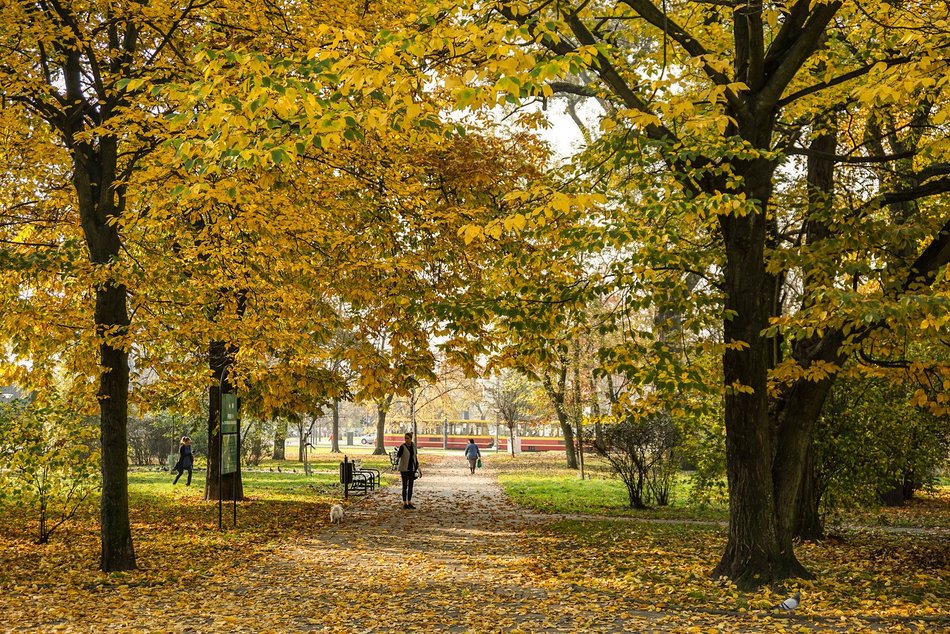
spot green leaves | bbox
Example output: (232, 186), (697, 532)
(0, 393), (100, 544)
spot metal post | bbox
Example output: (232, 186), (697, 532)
(218, 435), (222, 530)
(340, 454), (350, 499)
(218, 366), (225, 530)
(410, 389), (417, 448)
(233, 413), (239, 527)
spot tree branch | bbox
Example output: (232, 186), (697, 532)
(758, 2), (842, 114)
(778, 55), (915, 108)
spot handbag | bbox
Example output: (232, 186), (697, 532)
(414, 467), (422, 480)
(476, 457), (482, 468)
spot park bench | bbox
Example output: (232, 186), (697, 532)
(388, 449), (399, 471)
(339, 456), (380, 498)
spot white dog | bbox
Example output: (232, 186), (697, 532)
(329, 504), (344, 524)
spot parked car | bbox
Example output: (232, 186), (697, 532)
(358, 434), (375, 445)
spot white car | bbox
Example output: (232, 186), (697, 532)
(358, 435), (376, 445)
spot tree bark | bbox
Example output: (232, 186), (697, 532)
(543, 364), (577, 468)
(205, 340), (243, 501)
(374, 397), (391, 456)
(591, 371), (604, 449)
(72, 135), (137, 572)
(330, 399), (341, 453)
(795, 444), (824, 540)
(713, 151), (811, 587)
(96, 279), (136, 571)
(777, 126), (840, 544)
(272, 418), (287, 460)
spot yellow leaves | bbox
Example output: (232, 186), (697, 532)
(460, 224), (482, 245)
(919, 312), (949, 331)
(725, 381), (755, 395)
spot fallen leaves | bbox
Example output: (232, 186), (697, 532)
(0, 456), (946, 632)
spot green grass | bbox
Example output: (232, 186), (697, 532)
(130, 454), (398, 503)
(491, 452), (728, 522)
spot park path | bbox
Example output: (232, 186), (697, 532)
(186, 456), (804, 633)
(6, 455), (940, 633)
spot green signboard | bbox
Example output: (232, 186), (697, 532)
(221, 433), (238, 475)
(221, 393), (238, 434)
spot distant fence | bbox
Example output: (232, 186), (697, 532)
(384, 434), (566, 452)
(281, 434), (568, 459)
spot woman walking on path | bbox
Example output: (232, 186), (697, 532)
(172, 436), (194, 485)
(396, 432), (419, 509)
(464, 438), (481, 475)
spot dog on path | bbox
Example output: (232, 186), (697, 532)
(329, 504), (344, 524)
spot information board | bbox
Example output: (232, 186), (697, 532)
(221, 393), (238, 434)
(221, 433), (238, 475)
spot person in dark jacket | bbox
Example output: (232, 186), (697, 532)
(396, 432), (419, 509)
(464, 438), (481, 475)
(172, 436), (194, 485)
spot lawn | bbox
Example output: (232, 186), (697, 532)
(490, 451), (729, 522)
(489, 451), (949, 626)
(0, 450), (946, 632)
(0, 456), (397, 591)
(490, 451), (950, 530)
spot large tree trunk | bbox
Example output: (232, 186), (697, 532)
(795, 443), (824, 541)
(330, 399), (341, 453)
(205, 340), (243, 501)
(96, 281), (136, 571)
(73, 136), (136, 572)
(712, 157), (808, 588)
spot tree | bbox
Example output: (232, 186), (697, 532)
(0, 0), (226, 571)
(441, 0), (950, 587)
(489, 371), (537, 455)
(807, 374), (949, 531)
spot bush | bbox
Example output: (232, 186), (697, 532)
(0, 393), (99, 543)
(591, 413), (679, 508)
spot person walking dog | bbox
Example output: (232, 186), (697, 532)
(396, 432), (419, 509)
(464, 438), (481, 475)
(172, 436), (194, 485)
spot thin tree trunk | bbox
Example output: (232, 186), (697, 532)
(330, 399), (341, 453)
(572, 340), (585, 478)
(543, 365), (577, 469)
(272, 418), (287, 460)
(591, 371), (604, 449)
(373, 396), (391, 456)
(795, 444), (823, 540)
